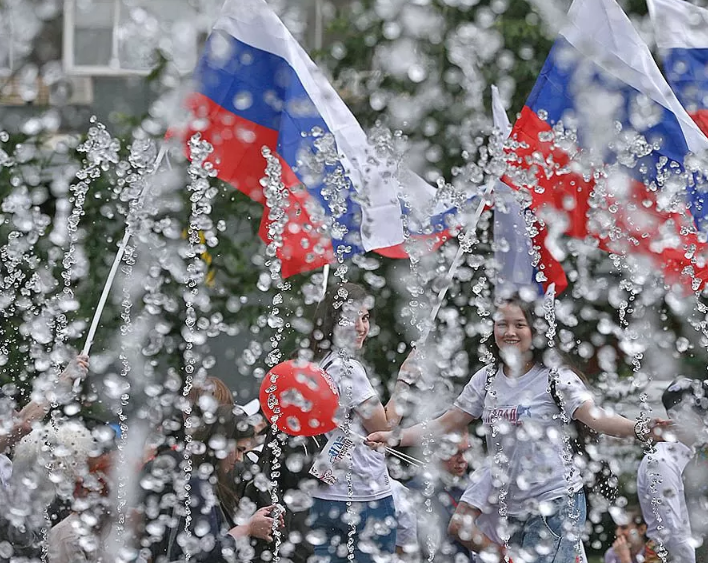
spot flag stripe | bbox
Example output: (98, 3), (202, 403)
(506, 0), (708, 291)
(197, 33), (333, 147)
(509, 107), (708, 288)
(528, 38), (691, 167)
(663, 47), (708, 114)
(524, 37), (708, 230)
(187, 93), (337, 276)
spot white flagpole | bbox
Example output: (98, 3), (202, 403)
(320, 263), (330, 301)
(417, 180), (495, 345)
(81, 145), (168, 356)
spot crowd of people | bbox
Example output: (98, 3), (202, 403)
(0, 283), (707, 563)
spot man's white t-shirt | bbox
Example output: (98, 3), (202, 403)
(637, 441), (694, 563)
(0, 454), (11, 488)
(312, 352), (392, 502)
(454, 363), (591, 517)
(391, 479), (418, 550)
(461, 463), (504, 545)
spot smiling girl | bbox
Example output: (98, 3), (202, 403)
(306, 283), (416, 563)
(368, 295), (666, 563)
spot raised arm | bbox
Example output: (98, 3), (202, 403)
(356, 349), (424, 433)
(448, 503), (501, 557)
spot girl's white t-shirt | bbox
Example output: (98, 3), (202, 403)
(311, 352), (392, 502)
(454, 363), (591, 517)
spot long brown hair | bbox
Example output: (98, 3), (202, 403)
(191, 405), (255, 518)
(308, 283), (371, 361)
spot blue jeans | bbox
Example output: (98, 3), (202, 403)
(507, 490), (586, 563)
(308, 496), (397, 563)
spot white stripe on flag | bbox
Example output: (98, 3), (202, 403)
(491, 85), (539, 295)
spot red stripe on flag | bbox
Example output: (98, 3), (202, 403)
(176, 93), (334, 277)
(182, 93), (277, 203)
(690, 109), (708, 137)
(258, 155), (334, 278)
(506, 106), (708, 291)
(531, 224), (569, 294)
(375, 232), (450, 259)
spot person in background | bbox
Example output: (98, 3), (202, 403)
(143, 374), (235, 463)
(449, 464), (503, 561)
(141, 404), (279, 562)
(407, 429), (472, 562)
(187, 375), (234, 410)
(638, 378), (708, 563)
(604, 507), (651, 563)
(306, 283), (417, 563)
(1, 419), (94, 563)
(0, 354), (89, 456)
(390, 479), (419, 562)
(48, 425), (114, 563)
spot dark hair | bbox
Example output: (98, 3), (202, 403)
(191, 405), (255, 518)
(190, 405), (254, 462)
(662, 378), (708, 415)
(308, 283), (371, 361)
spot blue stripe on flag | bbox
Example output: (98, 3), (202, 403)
(663, 47), (708, 112)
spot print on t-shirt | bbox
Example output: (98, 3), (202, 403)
(484, 404), (532, 425)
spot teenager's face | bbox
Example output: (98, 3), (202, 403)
(354, 308), (370, 349)
(335, 302), (370, 350)
(493, 304), (533, 357)
(442, 434), (471, 477)
(615, 522), (646, 553)
(221, 437), (253, 472)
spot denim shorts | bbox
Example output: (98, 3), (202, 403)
(507, 490), (586, 563)
(308, 496), (397, 563)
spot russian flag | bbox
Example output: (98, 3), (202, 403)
(648, 0), (708, 137)
(375, 169), (473, 259)
(491, 85), (568, 295)
(183, 0), (406, 278)
(504, 0), (708, 292)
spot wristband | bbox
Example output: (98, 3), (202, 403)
(397, 366), (421, 386)
(634, 418), (650, 443)
(396, 373), (416, 386)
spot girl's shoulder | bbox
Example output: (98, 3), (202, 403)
(465, 364), (498, 392)
(322, 352), (365, 371)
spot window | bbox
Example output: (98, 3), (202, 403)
(63, 0), (218, 76)
(0, 2), (38, 76)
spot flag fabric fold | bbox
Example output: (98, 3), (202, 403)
(185, 0), (406, 277)
(504, 0), (708, 291)
(648, 0), (708, 136)
(491, 86), (568, 295)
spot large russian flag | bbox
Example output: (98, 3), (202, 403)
(491, 85), (568, 295)
(504, 0), (708, 291)
(648, 0), (708, 136)
(183, 0), (406, 277)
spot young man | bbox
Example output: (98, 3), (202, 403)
(637, 378), (708, 563)
(604, 508), (651, 563)
(407, 429), (473, 563)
